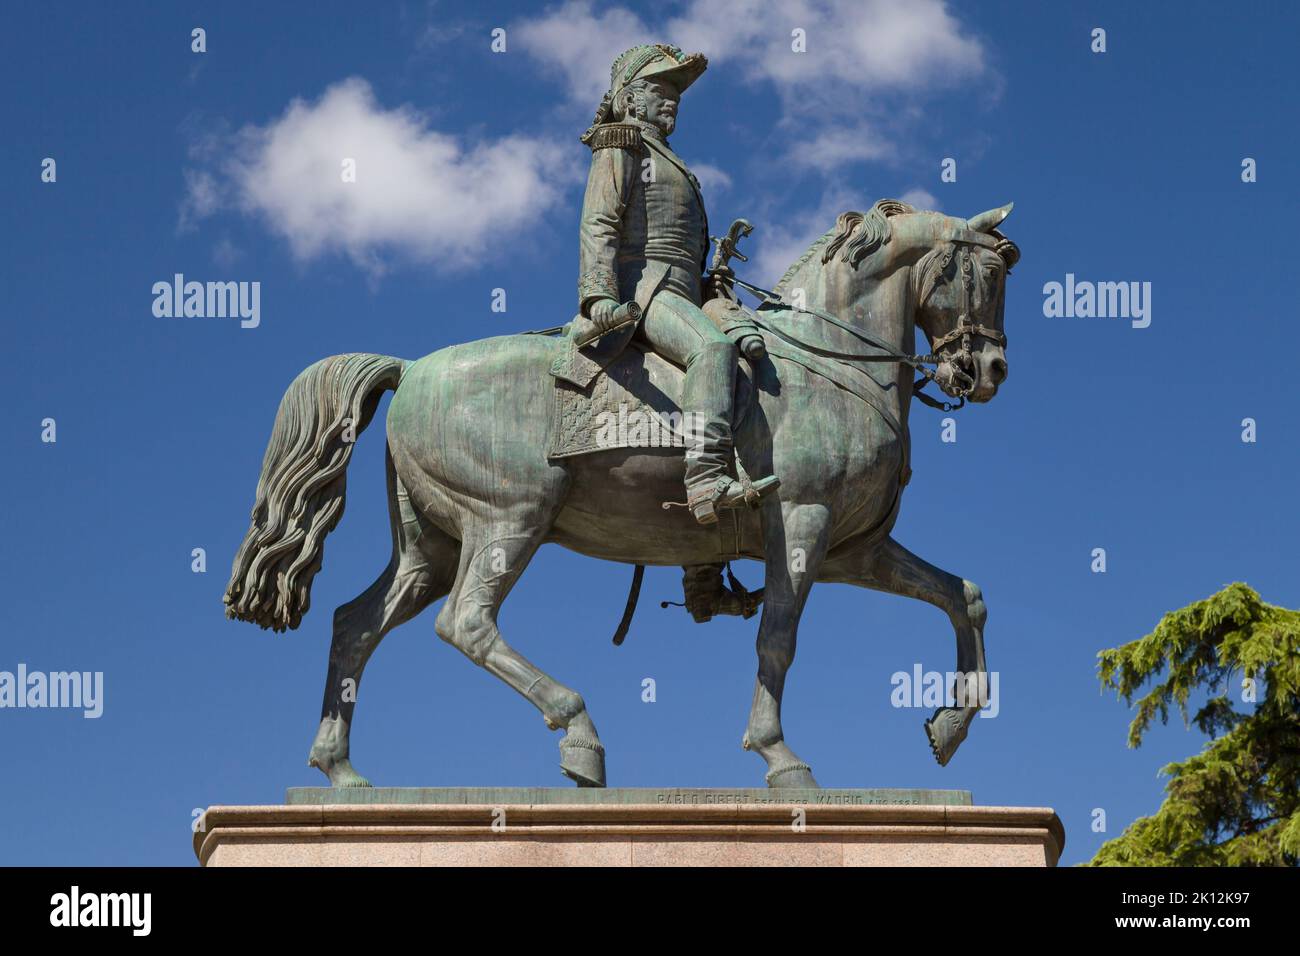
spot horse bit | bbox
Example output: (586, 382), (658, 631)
(912, 242), (1008, 409)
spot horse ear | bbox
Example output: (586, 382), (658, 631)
(967, 202), (1013, 233)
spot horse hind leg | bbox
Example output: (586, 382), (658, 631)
(434, 514), (606, 787)
(308, 457), (458, 787)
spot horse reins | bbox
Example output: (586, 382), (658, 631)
(609, 235), (1011, 645)
(730, 244), (1006, 413)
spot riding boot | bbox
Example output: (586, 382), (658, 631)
(679, 339), (778, 524)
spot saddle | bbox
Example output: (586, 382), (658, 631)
(542, 301), (768, 646)
(546, 297), (761, 460)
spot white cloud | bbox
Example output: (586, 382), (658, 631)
(514, 0), (989, 173)
(899, 187), (939, 211)
(517, 0), (983, 104)
(512, 1), (654, 106)
(669, 0), (983, 95)
(181, 78), (574, 275)
(783, 123), (893, 173)
(180, 169), (221, 226)
(211, 236), (243, 269)
(689, 161), (732, 194)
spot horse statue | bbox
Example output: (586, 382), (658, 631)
(223, 198), (1019, 789)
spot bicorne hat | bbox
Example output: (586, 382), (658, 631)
(580, 44), (707, 145)
(609, 43), (707, 96)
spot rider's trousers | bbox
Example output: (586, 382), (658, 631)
(636, 289), (737, 493)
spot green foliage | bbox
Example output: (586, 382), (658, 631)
(1089, 583), (1300, 866)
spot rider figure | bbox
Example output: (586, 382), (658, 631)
(578, 44), (777, 525)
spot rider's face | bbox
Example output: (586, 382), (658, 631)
(634, 80), (680, 135)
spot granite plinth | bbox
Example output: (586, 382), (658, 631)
(285, 786), (972, 807)
(196, 789), (1062, 867)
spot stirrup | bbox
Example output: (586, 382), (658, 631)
(687, 475), (780, 525)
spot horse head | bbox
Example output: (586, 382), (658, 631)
(908, 203), (1018, 403)
(771, 199), (1019, 405)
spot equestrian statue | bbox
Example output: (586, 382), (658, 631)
(223, 44), (1020, 789)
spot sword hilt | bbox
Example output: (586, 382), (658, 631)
(710, 218), (754, 273)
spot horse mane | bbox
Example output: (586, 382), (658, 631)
(774, 198), (916, 293)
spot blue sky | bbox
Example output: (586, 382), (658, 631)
(3, 0), (1297, 866)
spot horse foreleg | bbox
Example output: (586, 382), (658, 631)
(744, 501), (830, 788)
(820, 534), (988, 766)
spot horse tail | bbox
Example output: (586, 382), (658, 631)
(223, 353), (407, 632)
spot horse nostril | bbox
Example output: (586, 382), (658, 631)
(989, 357), (1007, 384)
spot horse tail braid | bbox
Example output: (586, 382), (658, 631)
(223, 353), (407, 632)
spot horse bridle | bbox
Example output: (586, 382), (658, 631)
(731, 236), (1009, 412)
(914, 242), (1009, 408)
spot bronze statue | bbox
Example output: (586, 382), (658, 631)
(224, 44), (1019, 791)
(566, 44), (777, 525)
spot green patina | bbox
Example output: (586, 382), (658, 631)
(223, 44), (1021, 792)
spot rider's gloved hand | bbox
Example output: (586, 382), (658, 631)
(705, 266), (734, 301)
(588, 298), (620, 332)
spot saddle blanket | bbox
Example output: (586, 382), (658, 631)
(546, 328), (903, 460)
(548, 346), (695, 459)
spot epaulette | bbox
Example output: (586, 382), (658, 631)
(584, 123), (643, 151)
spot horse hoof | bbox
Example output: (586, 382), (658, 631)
(765, 763), (819, 789)
(924, 707), (970, 766)
(559, 735), (606, 788)
(315, 758), (372, 788)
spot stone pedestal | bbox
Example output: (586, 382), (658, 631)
(195, 789), (1063, 866)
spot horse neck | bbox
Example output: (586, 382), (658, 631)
(779, 259), (917, 402)
(812, 262), (915, 358)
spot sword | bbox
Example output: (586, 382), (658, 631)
(708, 218), (753, 303)
(710, 218), (753, 274)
